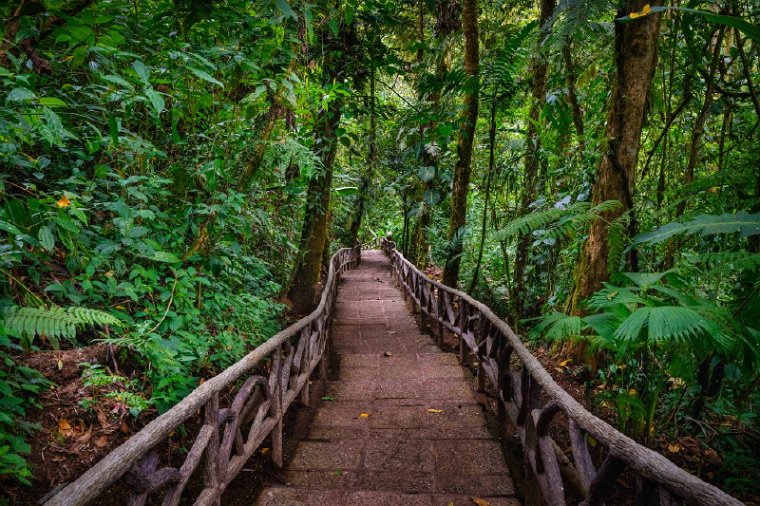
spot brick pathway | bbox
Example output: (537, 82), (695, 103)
(255, 250), (517, 506)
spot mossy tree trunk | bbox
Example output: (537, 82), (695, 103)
(442, 0), (479, 288)
(287, 26), (347, 314)
(567, 1), (662, 324)
(287, 102), (342, 314)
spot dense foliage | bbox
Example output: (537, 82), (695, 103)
(1, 0), (759, 500)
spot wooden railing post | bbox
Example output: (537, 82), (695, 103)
(436, 287), (444, 345)
(202, 392), (221, 504)
(458, 299), (467, 364)
(269, 345), (284, 469)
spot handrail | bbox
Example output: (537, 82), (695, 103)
(381, 238), (742, 506)
(45, 245), (362, 506)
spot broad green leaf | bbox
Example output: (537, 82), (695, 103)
(423, 189), (441, 206)
(6, 88), (36, 103)
(187, 66), (224, 88)
(328, 14), (340, 37)
(102, 74), (135, 91)
(0, 219), (22, 236)
(125, 226), (148, 239)
(417, 166), (435, 182)
(334, 186), (359, 196)
(275, 0), (296, 19)
(620, 272), (670, 290)
(151, 251), (180, 263)
(38, 227), (55, 252)
(132, 60), (150, 84)
(38, 97), (66, 108)
(144, 88), (165, 117)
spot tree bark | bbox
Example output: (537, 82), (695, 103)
(469, 85), (498, 294)
(442, 0), (479, 288)
(287, 25), (346, 313)
(287, 101), (341, 314)
(563, 42), (585, 152)
(567, 1), (662, 320)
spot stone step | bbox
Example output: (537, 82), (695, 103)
(256, 486), (520, 506)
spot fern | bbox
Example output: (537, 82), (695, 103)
(527, 311), (583, 341)
(494, 200), (621, 242)
(611, 306), (728, 348)
(531, 271), (741, 358)
(688, 251), (760, 271)
(3, 306), (121, 350)
(633, 212), (760, 245)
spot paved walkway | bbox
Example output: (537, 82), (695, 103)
(255, 251), (517, 506)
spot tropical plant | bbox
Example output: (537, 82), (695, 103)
(530, 270), (758, 439)
(3, 306), (121, 350)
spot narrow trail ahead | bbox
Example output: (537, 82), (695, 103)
(255, 250), (518, 505)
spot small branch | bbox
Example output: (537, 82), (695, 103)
(146, 276), (178, 335)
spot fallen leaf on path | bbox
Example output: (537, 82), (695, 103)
(383, 351), (392, 357)
(666, 443), (682, 453)
(77, 426), (93, 443)
(260, 447), (270, 455)
(95, 435), (108, 448)
(471, 497), (490, 506)
(559, 359), (572, 367)
(426, 409), (443, 414)
(120, 421), (129, 433)
(322, 396), (335, 401)
(359, 413), (370, 419)
(58, 418), (73, 437)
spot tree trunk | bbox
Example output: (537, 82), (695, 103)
(511, 0), (555, 322)
(563, 43), (585, 152)
(469, 85), (498, 294)
(287, 101), (342, 314)
(442, 0), (479, 288)
(348, 61), (377, 246)
(567, 1), (662, 320)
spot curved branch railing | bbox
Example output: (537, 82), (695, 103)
(45, 246), (361, 506)
(381, 238), (741, 506)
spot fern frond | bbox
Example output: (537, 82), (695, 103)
(583, 312), (624, 341)
(4, 306), (120, 350)
(585, 284), (644, 309)
(633, 212), (760, 245)
(612, 308), (650, 345)
(527, 311), (583, 341)
(647, 306), (727, 347)
(688, 252), (760, 271)
(494, 200), (622, 242)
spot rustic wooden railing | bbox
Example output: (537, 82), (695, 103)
(44, 245), (361, 506)
(381, 238), (742, 506)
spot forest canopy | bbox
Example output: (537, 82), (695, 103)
(1, 0), (759, 501)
